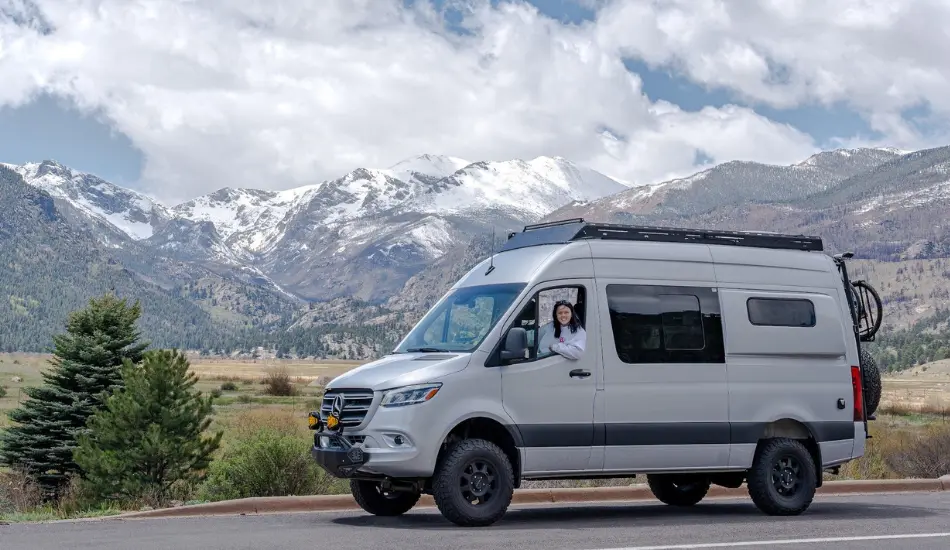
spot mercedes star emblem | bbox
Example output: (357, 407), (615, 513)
(331, 394), (346, 417)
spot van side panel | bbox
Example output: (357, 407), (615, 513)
(590, 241), (732, 472)
(711, 247), (856, 470)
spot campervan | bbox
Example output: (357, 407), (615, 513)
(308, 219), (884, 527)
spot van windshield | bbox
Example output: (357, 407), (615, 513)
(394, 282), (527, 353)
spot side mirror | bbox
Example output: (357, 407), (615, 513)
(499, 327), (529, 363)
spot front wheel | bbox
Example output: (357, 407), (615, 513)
(350, 479), (421, 517)
(747, 438), (817, 516)
(431, 438), (515, 527)
(647, 474), (711, 506)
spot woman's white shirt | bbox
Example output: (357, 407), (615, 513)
(537, 321), (587, 360)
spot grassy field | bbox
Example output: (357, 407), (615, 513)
(3, 351), (950, 431)
(0, 353), (361, 429)
(2, 352), (949, 495)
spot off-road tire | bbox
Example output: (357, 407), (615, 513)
(431, 438), (515, 527)
(646, 474), (711, 506)
(350, 479), (421, 517)
(747, 438), (817, 516)
(860, 348), (882, 416)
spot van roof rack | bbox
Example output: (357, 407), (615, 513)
(501, 219), (823, 252)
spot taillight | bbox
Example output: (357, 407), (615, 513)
(851, 365), (864, 421)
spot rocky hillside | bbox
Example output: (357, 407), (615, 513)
(0, 165), (247, 351)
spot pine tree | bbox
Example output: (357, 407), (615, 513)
(73, 349), (223, 503)
(0, 294), (148, 497)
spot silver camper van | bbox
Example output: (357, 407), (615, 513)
(309, 219), (884, 527)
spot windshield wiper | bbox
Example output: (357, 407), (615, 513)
(405, 347), (448, 353)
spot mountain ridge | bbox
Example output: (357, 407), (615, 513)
(4, 144), (950, 360)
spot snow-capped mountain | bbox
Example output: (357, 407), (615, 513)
(252, 155), (629, 301)
(8, 153), (628, 302)
(386, 154), (472, 186)
(402, 156), (628, 219)
(170, 186), (319, 257)
(3, 160), (172, 244)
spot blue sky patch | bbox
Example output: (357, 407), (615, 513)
(623, 58), (881, 148)
(0, 93), (144, 185)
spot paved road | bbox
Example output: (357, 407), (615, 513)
(3, 492), (950, 550)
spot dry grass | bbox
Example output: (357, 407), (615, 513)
(0, 353), (358, 428)
(188, 358), (361, 383)
(838, 414), (950, 480)
(0, 469), (42, 515)
(878, 400), (950, 418)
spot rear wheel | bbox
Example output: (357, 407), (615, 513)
(431, 438), (515, 527)
(747, 438), (817, 516)
(647, 474), (711, 506)
(350, 479), (421, 517)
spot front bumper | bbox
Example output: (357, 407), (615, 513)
(311, 431), (370, 478)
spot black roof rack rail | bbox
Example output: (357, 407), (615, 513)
(500, 219), (823, 252)
(522, 218), (585, 231)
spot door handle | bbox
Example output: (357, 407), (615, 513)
(569, 369), (591, 379)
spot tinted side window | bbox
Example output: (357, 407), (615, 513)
(606, 284), (724, 364)
(747, 298), (816, 327)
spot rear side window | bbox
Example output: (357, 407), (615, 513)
(605, 284), (725, 364)
(746, 298), (816, 327)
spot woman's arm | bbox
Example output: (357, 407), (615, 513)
(551, 328), (586, 360)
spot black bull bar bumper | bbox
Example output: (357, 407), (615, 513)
(311, 431), (370, 478)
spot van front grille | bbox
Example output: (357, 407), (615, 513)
(321, 389), (375, 428)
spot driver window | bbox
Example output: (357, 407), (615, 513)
(506, 286), (582, 362)
(537, 288), (579, 359)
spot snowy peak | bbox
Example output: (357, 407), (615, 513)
(171, 183), (319, 254)
(407, 155), (628, 219)
(11, 160), (171, 240)
(386, 154), (472, 185)
(301, 167), (438, 225)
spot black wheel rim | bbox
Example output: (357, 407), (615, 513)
(674, 481), (700, 493)
(771, 455), (803, 497)
(374, 484), (402, 500)
(459, 459), (497, 505)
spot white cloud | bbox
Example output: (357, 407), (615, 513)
(596, 0), (950, 147)
(5, 0), (942, 204)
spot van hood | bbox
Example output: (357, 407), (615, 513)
(326, 352), (471, 391)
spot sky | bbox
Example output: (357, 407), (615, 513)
(1, 0), (950, 204)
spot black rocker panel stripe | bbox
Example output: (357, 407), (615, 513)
(512, 421), (855, 448)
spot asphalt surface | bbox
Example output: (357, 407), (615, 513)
(3, 492), (950, 550)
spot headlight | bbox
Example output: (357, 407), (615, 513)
(380, 383), (442, 408)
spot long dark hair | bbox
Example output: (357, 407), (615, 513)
(552, 300), (582, 338)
